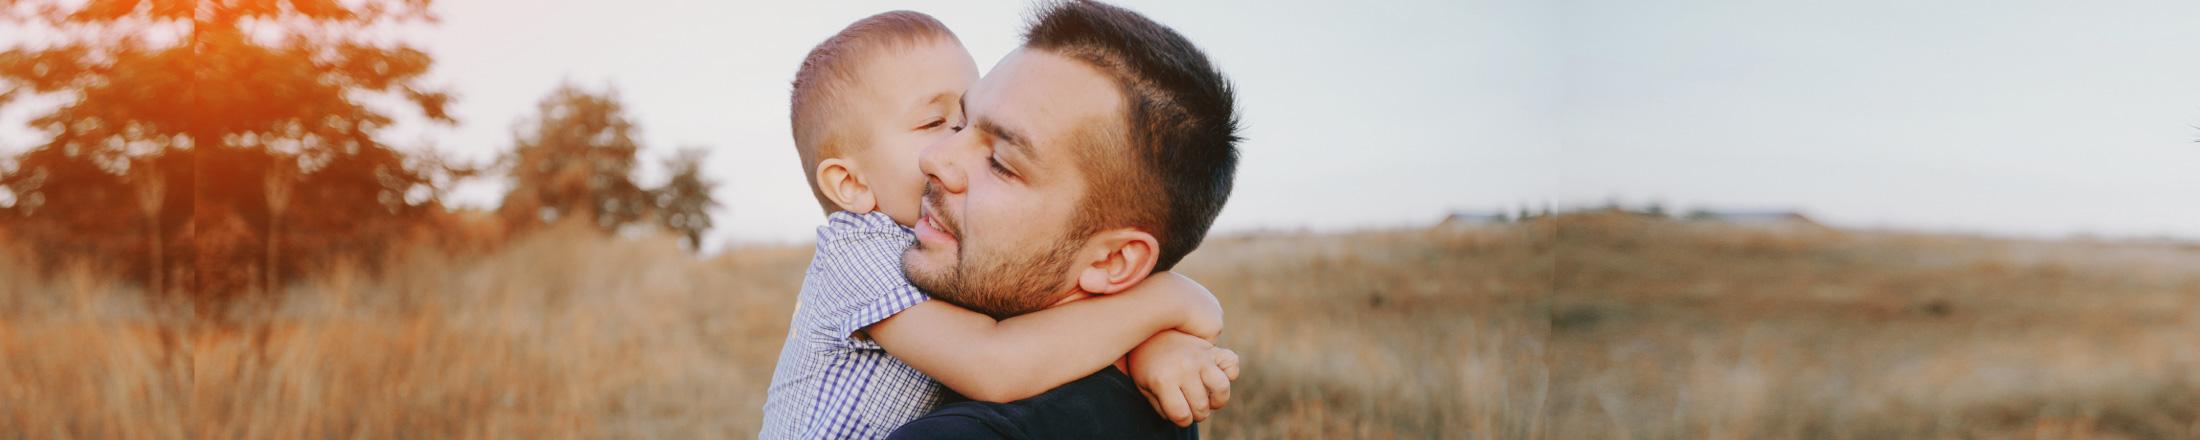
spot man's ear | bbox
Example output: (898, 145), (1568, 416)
(1075, 228), (1161, 295)
(815, 158), (876, 213)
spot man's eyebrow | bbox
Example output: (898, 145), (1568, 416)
(975, 118), (1035, 160)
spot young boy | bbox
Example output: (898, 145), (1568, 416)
(760, 11), (1239, 439)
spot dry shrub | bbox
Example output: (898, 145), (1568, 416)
(393, 208), (512, 258)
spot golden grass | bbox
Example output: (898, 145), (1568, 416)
(31, 211), (2200, 438)
(0, 259), (190, 439)
(1181, 225), (1549, 438)
(2, 218), (1524, 438)
(1550, 212), (2200, 439)
(199, 220), (808, 438)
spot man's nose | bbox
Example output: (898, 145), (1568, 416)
(918, 131), (969, 194)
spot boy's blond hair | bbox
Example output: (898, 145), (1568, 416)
(790, 10), (959, 213)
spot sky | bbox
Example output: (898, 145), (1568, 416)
(6, 0), (2200, 250)
(1557, 0), (2200, 239)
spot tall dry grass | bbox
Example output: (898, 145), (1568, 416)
(0, 249), (190, 438)
(4, 218), (1521, 438)
(198, 220), (805, 438)
(1549, 212), (2200, 439)
(1179, 225), (1549, 438)
(53, 210), (2200, 438)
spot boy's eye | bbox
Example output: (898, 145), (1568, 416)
(917, 118), (947, 131)
(989, 155), (1015, 177)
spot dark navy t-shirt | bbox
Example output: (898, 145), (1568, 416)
(884, 367), (1197, 440)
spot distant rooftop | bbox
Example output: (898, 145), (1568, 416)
(1439, 211), (1515, 227)
(1684, 210), (1823, 228)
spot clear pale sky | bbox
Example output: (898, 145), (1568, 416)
(8, 0), (2200, 250)
(1559, 0), (2200, 240)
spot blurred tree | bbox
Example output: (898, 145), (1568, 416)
(0, 0), (466, 299)
(498, 83), (650, 234)
(131, 161), (167, 294)
(653, 147), (718, 250)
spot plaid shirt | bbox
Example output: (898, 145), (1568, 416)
(762, 211), (945, 440)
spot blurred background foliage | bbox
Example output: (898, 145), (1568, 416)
(0, 0), (718, 302)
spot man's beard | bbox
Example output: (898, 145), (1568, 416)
(905, 239), (1081, 320)
(903, 184), (1084, 319)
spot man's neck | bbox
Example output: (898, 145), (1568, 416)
(1047, 290), (1094, 308)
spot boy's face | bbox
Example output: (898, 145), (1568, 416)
(849, 38), (979, 226)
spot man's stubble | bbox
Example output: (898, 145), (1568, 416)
(903, 182), (1086, 320)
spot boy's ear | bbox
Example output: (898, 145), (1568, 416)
(1075, 228), (1161, 295)
(816, 158), (876, 213)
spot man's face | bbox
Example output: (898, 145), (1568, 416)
(902, 48), (1125, 319)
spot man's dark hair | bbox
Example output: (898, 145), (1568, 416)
(1025, 0), (1241, 272)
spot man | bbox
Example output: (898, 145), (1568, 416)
(888, 1), (1243, 438)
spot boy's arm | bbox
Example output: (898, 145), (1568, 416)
(866, 272), (1222, 403)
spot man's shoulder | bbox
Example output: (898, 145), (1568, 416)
(885, 368), (1196, 440)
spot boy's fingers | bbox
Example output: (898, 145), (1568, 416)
(1140, 388), (1165, 419)
(1182, 381), (1211, 423)
(1216, 348), (1241, 380)
(1156, 382), (1194, 427)
(1202, 364), (1232, 410)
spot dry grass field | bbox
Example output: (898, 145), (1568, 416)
(12, 211), (2200, 438)
(1550, 212), (2200, 439)
(0, 218), (1533, 438)
(0, 251), (192, 438)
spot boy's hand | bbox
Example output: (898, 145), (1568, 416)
(1126, 330), (1242, 427)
